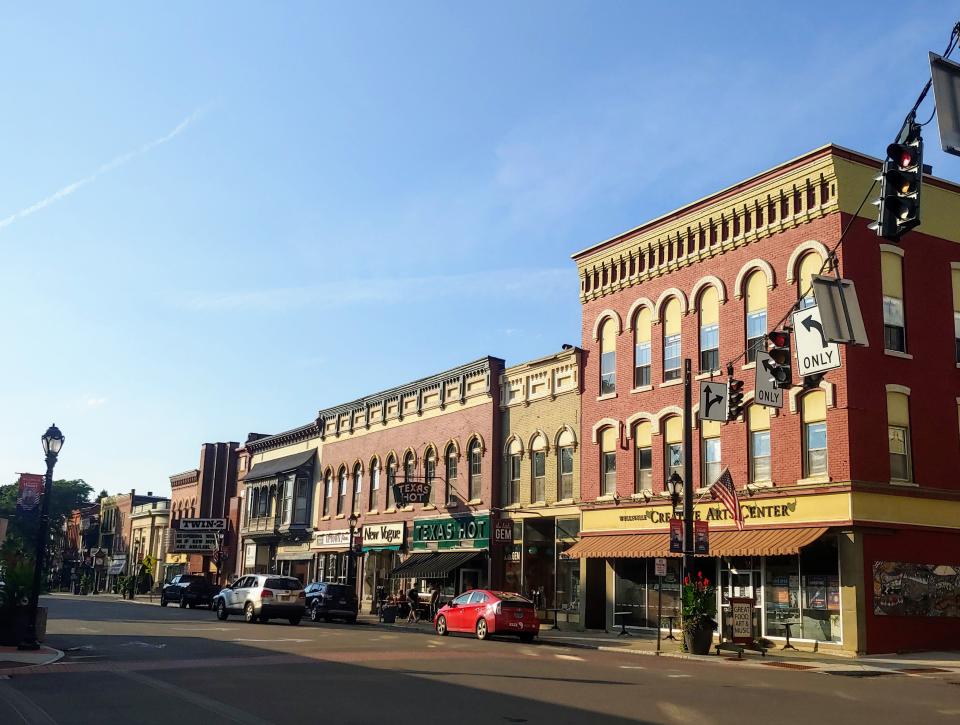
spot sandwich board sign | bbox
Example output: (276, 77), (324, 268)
(699, 380), (728, 422)
(754, 351), (784, 409)
(792, 305), (841, 377)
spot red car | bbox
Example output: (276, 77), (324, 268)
(434, 589), (540, 642)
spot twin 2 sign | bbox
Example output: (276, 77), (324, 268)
(792, 305), (841, 377)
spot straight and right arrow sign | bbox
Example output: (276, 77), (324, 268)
(792, 305), (841, 377)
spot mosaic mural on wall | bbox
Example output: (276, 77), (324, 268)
(873, 561), (960, 617)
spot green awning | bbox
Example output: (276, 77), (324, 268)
(363, 544), (401, 552)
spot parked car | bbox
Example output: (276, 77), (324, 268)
(304, 581), (358, 623)
(434, 589), (539, 642)
(160, 574), (220, 609)
(213, 574), (305, 625)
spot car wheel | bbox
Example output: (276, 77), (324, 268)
(216, 600), (228, 621)
(519, 633), (535, 643)
(244, 603), (257, 623)
(436, 615), (448, 636)
(475, 618), (488, 640)
(289, 616), (301, 626)
(160, 596), (167, 607)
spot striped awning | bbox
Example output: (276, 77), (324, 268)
(563, 527), (829, 559)
(389, 551), (479, 579)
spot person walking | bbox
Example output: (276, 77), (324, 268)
(407, 585), (420, 623)
(429, 584), (440, 620)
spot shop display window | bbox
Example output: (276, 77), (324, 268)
(760, 538), (840, 643)
(613, 557), (680, 629)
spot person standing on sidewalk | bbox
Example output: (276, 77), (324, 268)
(429, 585), (440, 620)
(407, 586), (420, 623)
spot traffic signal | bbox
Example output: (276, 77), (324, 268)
(727, 378), (745, 420)
(802, 372), (825, 390)
(766, 330), (793, 390)
(871, 123), (923, 241)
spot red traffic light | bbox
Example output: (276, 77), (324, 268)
(768, 330), (789, 348)
(887, 142), (920, 170)
(728, 378), (744, 394)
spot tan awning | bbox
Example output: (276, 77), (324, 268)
(564, 527), (829, 559)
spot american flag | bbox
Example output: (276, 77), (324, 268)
(709, 467), (744, 531)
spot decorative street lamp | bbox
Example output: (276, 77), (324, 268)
(347, 512), (360, 594)
(667, 472), (684, 514)
(20, 424), (64, 650)
(213, 529), (226, 586)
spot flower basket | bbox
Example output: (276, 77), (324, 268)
(681, 570), (717, 655)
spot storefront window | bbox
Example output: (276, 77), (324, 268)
(556, 518), (581, 614)
(523, 518), (555, 608)
(614, 557), (681, 628)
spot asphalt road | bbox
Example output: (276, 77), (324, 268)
(1, 596), (958, 725)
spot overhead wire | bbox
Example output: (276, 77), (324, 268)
(720, 19), (960, 377)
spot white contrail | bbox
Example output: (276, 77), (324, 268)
(0, 104), (210, 232)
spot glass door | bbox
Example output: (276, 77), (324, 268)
(719, 557), (761, 640)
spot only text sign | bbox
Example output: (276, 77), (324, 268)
(792, 306), (841, 377)
(754, 352), (784, 409)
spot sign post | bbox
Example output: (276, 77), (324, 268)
(655, 557), (667, 654)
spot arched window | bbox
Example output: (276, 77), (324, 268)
(445, 445), (458, 505)
(557, 428), (576, 501)
(797, 253), (823, 310)
(403, 451), (416, 495)
(386, 455), (397, 509)
(259, 486), (269, 517)
(352, 463), (363, 514)
(337, 467), (347, 515)
(531, 434), (547, 503)
(748, 405), (771, 483)
(369, 458), (380, 511)
(745, 271), (768, 362)
(634, 307), (652, 387)
(699, 287), (720, 372)
(634, 421), (652, 492)
(251, 488), (260, 520)
(424, 449), (436, 505)
(887, 391), (912, 482)
(599, 318), (617, 395)
(662, 298), (682, 381)
(664, 416), (683, 486)
(505, 439), (522, 505)
(701, 419), (722, 487)
(881, 250), (906, 352)
(801, 391), (827, 477)
(600, 426), (617, 496)
(468, 439), (482, 501)
(322, 471), (332, 516)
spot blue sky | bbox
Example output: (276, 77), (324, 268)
(2, 2), (958, 497)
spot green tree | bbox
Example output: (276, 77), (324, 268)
(0, 478), (94, 557)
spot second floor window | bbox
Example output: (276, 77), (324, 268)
(701, 424), (722, 487)
(599, 318), (617, 395)
(369, 459), (380, 511)
(887, 391), (912, 482)
(294, 476), (309, 524)
(352, 466), (362, 514)
(748, 405), (771, 483)
(323, 474), (332, 516)
(745, 270), (768, 363)
(469, 440), (482, 501)
(600, 426), (617, 496)
(881, 250), (906, 353)
(559, 446), (574, 500)
(634, 421), (652, 492)
(446, 446), (458, 504)
(386, 457), (397, 509)
(699, 286), (720, 372)
(507, 453), (521, 505)
(337, 469), (347, 514)
(802, 390), (827, 478)
(634, 307), (652, 387)
(663, 297), (682, 381)
(532, 450), (546, 502)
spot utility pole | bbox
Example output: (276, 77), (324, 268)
(682, 359), (694, 583)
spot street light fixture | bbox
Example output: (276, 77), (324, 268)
(667, 472), (684, 514)
(347, 512), (360, 594)
(20, 424), (64, 650)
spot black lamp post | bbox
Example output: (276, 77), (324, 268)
(667, 472), (684, 514)
(213, 529), (225, 586)
(347, 512), (359, 594)
(20, 424), (64, 650)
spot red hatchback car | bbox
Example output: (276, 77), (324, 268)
(434, 589), (540, 642)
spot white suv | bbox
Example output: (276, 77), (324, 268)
(214, 574), (305, 625)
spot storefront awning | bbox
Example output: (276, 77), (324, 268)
(389, 551), (478, 579)
(245, 449), (316, 482)
(363, 544), (401, 552)
(564, 527), (830, 559)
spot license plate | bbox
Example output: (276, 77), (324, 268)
(278, 594), (289, 600)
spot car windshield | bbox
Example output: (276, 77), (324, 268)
(264, 577), (301, 590)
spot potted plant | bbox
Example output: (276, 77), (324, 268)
(681, 570), (717, 655)
(0, 561), (37, 646)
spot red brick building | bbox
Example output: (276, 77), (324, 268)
(568, 144), (960, 654)
(166, 442), (239, 583)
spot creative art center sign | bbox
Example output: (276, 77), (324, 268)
(412, 514), (490, 550)
(582, 493), (850, 533)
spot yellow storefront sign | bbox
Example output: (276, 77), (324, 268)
(165, 553), (188, 564)
(583, 492), (851, 533)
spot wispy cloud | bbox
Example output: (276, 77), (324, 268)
(173, 267), (575, 312)
(86, 396), (108, 409)
(0, 103), (212, 232)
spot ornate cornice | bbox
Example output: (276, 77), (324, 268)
(246, 422), (320, 453)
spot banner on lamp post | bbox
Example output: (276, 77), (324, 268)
(16, 473), (45, 513)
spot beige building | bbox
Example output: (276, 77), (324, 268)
(499, 346), (583, 627)
(129, 499), (170, 587)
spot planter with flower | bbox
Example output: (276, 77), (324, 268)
(681, 570), (717, 654)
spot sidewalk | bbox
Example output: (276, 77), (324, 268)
(0, 645), (63, 671)
(356, 613), (960, 676)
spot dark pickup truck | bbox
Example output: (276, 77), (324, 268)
(160, 574), (220, 609)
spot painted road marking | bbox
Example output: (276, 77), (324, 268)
(120, 641), (166, 649)
(117, 670), (270, 725)
(667, 674), (691, 678)
(232, 638), (312, 643)
(0, 680), (58, 724)
(553, 654), (584, 661)
(619, 665), (645, 669)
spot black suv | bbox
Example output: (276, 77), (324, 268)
(304, 582), (358, 623)
(161, 574), (219, 609)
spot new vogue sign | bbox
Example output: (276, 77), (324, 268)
(362, 522), (405, 549)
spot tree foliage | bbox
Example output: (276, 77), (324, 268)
(0, 478), (94, 554)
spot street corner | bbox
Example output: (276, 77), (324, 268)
(0, 645), (64, 674)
